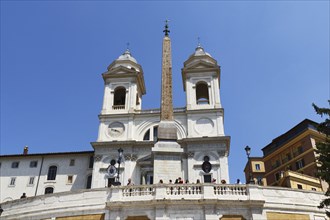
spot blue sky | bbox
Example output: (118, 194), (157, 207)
(1, 1), (329, 183)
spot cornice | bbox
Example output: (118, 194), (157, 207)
(262, 130), (322, 161)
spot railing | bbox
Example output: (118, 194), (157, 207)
(197, 99), (209, 105)
(122, 186), (155, 197)
(109, 184), (249, 203)
(214, 185), (247, 195)
(166, 184), (202, 195)
(112, 105), (125, 110)
(136, 107), (186, 114)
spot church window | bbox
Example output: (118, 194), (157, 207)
(45, 187), (54, 194)
(143, 129), (150, 141)
(143, 126), (159, 141)
(86, 175), (92, 189)
(113, 87), (126, 108)
(196, 82), (209, 105)
(47, 166), (57, 180)
(147, 174), (153, 184)
(255, 164), (260, 170)
(153, 126), (158, 141)
(203, 174), (211, 183)
(89, 156), (94, 169)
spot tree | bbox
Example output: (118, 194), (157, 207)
(313, 101), (330, 217)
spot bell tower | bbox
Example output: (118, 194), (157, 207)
(181, 43), (225, 139)
(96, 49), (146, 142)
(181, 44), (221, 111)
(101, 49), (146, 115)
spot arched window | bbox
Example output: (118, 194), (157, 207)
(113, 87), (126, 107)
(45, 187), (54, 194)
(196, 82), (209, 105)
(143, 129), (150, 141)
(153, 126), (158, 142)
(47, 166), (57, 180)
(143, 126), (158, 141)
(86, 175), (92, 189)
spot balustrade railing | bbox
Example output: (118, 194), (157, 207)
(214, 185), (247, 195)
(112, 105), (125, 110)
(122, 186), (155, 197)
(110, 184), (249, 202)
(166, 184), (202, 195)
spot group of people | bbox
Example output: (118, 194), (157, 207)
(160, 178), (227, 184)
(160, 177), (194, 184)
(126, 177), (240, 186)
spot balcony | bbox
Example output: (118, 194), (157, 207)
(112, 105), (125, 110)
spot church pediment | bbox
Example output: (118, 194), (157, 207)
(105, 65), (138, 75)
(184, 60), (218, 71)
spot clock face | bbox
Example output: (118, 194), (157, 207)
(108, 122), (125, 137)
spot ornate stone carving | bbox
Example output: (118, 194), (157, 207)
(94, 155), (102, 161)
(187, 151), (195, 158)
(124, 154), (138, 161)
(160, 37), (174, 121)
(217, 151), (227, 157)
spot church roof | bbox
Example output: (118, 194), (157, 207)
(117, 49), (138, 63)
(192, 44), (212, 57)
(0, 150), (94, 158)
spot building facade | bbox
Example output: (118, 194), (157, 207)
(244, 119), (326, 192)
(243, 157), (267, 186)
(0, 25), (328, 220)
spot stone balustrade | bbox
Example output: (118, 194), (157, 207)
(1, 184), (326, 219)
(109, 184), (249, 202)
(112, 105), (125, 110)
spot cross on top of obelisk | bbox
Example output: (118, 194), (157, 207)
(163, 19), (170, 36)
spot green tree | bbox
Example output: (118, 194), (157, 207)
(313, 101), (330, 217)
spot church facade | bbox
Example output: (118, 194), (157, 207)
(0, 24), (327, 220)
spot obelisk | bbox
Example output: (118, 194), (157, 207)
(152, 20), (183, 183)
(158, 20), (177, 140)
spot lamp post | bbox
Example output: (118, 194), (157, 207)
(116, 148), (124, 185)
(245, 145), (255, 184)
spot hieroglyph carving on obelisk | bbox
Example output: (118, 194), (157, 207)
(160, 20), (174, 121)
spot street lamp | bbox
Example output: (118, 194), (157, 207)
(245, 145), (255, 184)
(116, 148), (124, 185)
